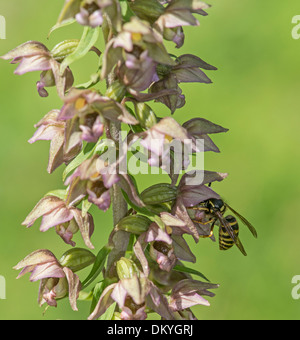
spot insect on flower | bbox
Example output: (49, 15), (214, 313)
(188, 198), (257, 256)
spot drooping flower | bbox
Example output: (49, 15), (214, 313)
(22, 195), (95, 249)
(132, 116), (227, 173)
(13, 249), (81, 311)
(88, 258), (176, 320)
(169, 279), (219, 312)
(117, 50), (159, 92)
(29, 110), (82, 173)
(1, 41), (74, 97)
(58, 88), (138, 124)
(57, 0), (121, 30)
(137, 116), (191, 170)
(133, 215), (197, 277)
(102, 16), (176, 80)
(65, 155), (114, 211)
(156, 0), (211, 30)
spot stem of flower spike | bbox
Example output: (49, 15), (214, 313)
(105, 120), (130, 279)
(104, 70), (129, 278)
(110, 120), (128, 226)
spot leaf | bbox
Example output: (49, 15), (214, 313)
(119, 0), (135, 22)
(60, 26), (100, 75)
(48, 18), (76, 39)
(44, 189), (67, 200)
(173, 265), (210, 282)
(78, 290), (93, 301)
(57, 0), (81, 24)
(89, 281), (105, 313)
(99, 302), (116, 320)
(75, 71), (101, 89)
(121, 189), (155, 217)
(82, 245), (111, 289)
(82, 198), (93, 218)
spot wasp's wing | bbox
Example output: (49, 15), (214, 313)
(234, 236), (247, 256)
(225, 203), (257, 238)
(216, 211), (247, 256)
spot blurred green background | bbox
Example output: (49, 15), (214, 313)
(0, 0), (300, 320)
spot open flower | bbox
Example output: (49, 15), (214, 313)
(102, 17), (175, 80)
(169, 279), (219, 312)
(117, 50), (159, 92)
(65, 155), (114, 211)
(58, 0), (121, 30)
(29, 110), (82, 173)
(59, 88), (138, 124)
(76, 2), (103, 28)
(156, 0), (210, 30)
(22, 195), (95, 248)
(133, 215), (197, 277)
(14, 249), (81, 311)
(1, 41), (74, 97)
(134, 116), (227, 172)
(137, 116), (191, 170)
(88, 258), (176, 320)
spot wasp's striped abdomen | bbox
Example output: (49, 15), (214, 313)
(219, 215), (239, 251)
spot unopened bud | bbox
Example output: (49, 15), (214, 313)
(51, 40), (80, 62)
(116, 257), (139, 280)
(141, 183), (178, 205)
(133, 102), (157, 129)
(129, 0), (165, 24)
(105, 81), (127, 102)
(116, 215), (152, 235)
(59, 248), (96, 272)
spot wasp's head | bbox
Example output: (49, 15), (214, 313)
(208, 198), (225, 213)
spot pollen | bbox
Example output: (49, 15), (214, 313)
(166, 225), (173, 235)
(164, 134), (173, 143)
(75, 97), (87, 110)
(131, 33), (142, 42)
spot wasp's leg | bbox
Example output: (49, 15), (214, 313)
(196, 221), (216, 239)
(192, 218), (214, 226)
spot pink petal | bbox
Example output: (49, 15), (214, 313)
(39, 206), (74, 232)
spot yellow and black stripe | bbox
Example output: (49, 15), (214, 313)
(219, 215), (239, 251)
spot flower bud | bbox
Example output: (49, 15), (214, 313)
(116, 215), (152, 235)
(141, 183), (178, 205)
(105, 80), (127, 102)
(51, 40), (80, 62)
(133, 102), (157, 129)
(116, 257), (139, 280)
(129, 0), (165, 24)
(59, 248), (96, 272)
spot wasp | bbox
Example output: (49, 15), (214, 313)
(188, 198), (257, 256)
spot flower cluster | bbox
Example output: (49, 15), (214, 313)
(1, 0), (253, 320)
